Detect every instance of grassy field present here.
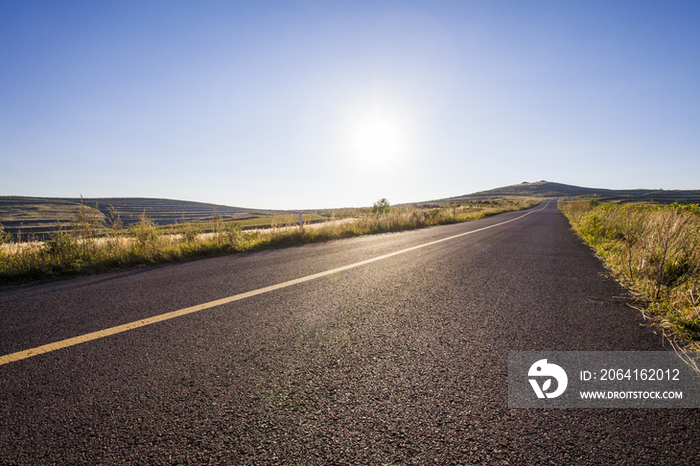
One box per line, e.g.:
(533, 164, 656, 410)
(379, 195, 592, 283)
(0, 198, 540, 284)
(221, 214, 327, 229)
(558, 199, 700, 350)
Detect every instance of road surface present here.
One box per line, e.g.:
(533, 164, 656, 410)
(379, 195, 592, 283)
(1, 201, 698, 465)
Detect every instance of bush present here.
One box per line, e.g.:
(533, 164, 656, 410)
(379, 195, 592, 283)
(372, 198, 391, 215)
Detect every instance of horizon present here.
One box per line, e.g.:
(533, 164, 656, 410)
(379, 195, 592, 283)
(2, 1, 699, 210)
(3, 179, 698, 211)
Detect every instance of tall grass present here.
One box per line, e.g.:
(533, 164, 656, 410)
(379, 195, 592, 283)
(559, 199, 700, 349)
(0, 198, 540, 284)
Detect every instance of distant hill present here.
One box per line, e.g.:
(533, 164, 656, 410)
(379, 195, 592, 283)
(432, 181, 700, 204)
(0, 197, 284, 240)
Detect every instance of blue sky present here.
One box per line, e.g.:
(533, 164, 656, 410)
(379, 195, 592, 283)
(1, 1, 698, 209)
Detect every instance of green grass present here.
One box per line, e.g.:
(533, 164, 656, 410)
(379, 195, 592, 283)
(229, 214, 328, 229)
(0, 198, 541, 285)
(558, 199, 700, 350)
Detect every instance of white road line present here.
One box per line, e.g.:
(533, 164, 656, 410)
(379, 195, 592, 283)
(0, 203, 548, 365)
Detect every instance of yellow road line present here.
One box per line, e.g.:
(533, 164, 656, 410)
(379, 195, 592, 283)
(0, 204, 546, 366)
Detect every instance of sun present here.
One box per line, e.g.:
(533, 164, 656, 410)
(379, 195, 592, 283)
(341, 106, 411, 170)
(352, 113, 403, 161)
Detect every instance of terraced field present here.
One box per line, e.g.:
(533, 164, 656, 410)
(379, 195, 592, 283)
(0, 197, 286, 240)
(77, 198, 281, 227)
(0, 197, 104, 240)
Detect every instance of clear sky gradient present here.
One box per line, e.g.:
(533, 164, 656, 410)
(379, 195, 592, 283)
(2, 1, 698, 209)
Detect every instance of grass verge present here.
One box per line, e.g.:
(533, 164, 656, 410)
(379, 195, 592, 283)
(0, 198, 541, 285)
(558, 199, 700, 351)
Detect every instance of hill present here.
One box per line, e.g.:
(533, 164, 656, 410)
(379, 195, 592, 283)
(432, 180, 700, 204)
(0, 197, 284, 240)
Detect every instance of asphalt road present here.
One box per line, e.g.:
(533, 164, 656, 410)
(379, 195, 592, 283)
(1, 201, 698, 465)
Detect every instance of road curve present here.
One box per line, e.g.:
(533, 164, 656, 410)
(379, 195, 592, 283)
(1, 201, 698, 465)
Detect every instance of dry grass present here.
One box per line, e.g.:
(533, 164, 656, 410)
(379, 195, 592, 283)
(0, 198, 540, 284)
(559, 199, 700, 349)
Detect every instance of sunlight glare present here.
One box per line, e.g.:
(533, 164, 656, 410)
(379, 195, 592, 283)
(341, 106, 411, 171)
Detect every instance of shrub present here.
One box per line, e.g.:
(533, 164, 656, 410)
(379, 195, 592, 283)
(372, 198, 391, 215)
(130, 212, 160, 255)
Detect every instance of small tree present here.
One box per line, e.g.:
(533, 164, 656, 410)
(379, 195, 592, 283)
(372, 198, 391, 215)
